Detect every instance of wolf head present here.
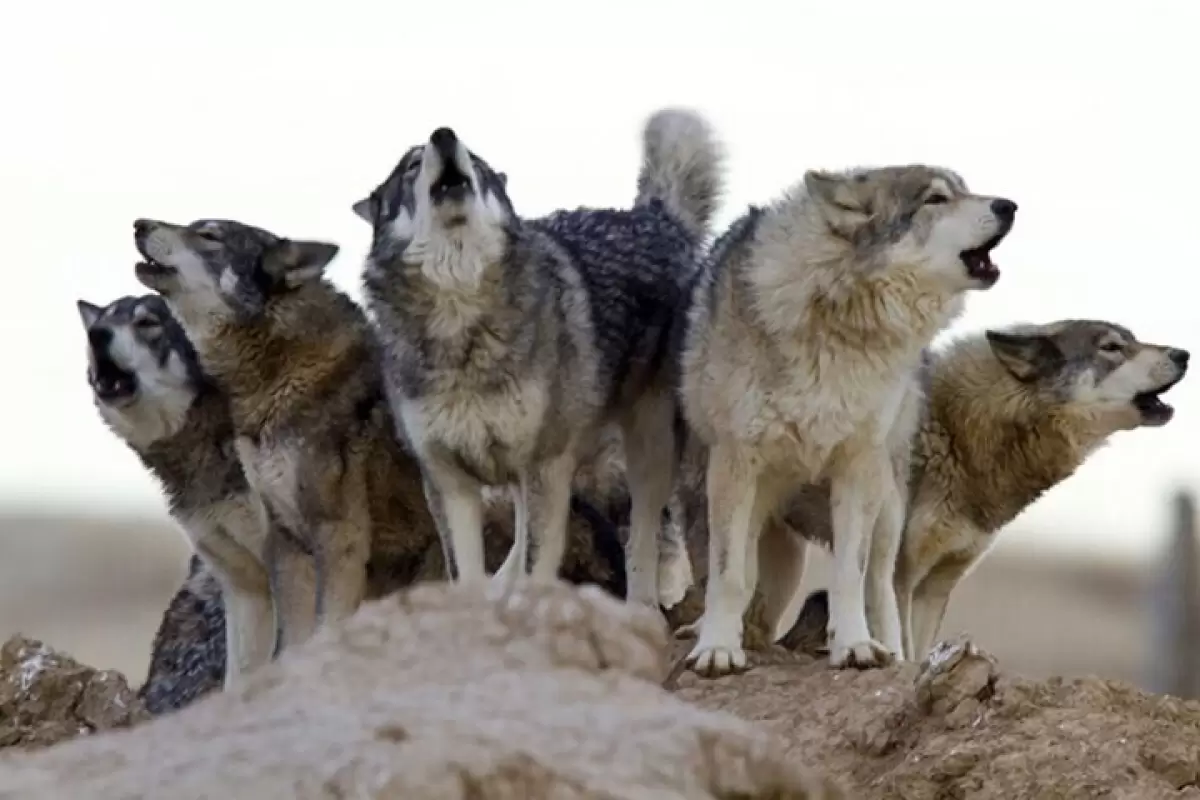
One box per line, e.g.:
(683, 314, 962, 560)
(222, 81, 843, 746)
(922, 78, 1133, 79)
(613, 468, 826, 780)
(986, 320, 1189, 429)
(353, 127, 514, 287)
(77, 293, 206, 449)
(802, 165, 1016, 290)
(132, 217, 340, 338)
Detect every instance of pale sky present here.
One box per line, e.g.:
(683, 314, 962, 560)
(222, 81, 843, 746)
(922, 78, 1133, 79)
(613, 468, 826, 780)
(3, 1, 1197, 559)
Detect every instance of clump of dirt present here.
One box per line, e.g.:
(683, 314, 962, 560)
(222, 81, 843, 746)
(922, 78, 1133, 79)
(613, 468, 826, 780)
(0, 635, 147, 750)
(674, 635, 1200, 799)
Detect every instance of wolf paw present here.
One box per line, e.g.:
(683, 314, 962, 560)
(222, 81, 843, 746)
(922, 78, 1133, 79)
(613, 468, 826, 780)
(829, 638, 894, 669)
(687, 642, 748, 677)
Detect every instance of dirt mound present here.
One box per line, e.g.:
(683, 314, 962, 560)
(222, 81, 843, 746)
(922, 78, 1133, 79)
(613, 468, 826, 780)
(0, 636, 147, 750)
(5, 585, 1200, 798)
(674, 636, 1200, 798)
(0, 581, 840, 799)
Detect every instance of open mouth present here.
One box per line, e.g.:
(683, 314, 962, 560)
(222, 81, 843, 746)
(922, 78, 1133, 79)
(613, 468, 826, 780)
(959, 231, 1007, 288)
(1133, 374, 1185, 426)
(135, 258, 176, 287)
(429, 160, 473, 205)
(92, 372, 138, 406)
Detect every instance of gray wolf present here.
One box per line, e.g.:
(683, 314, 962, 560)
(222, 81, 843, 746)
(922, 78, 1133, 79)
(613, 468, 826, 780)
(679, 165, 1016, 674)
(353, 108, 723, 607)
(77, 293, 276, 687)
(142, 498, 630, 714)
(132, 217, 441, 641)
(670, 318, 1189, 664)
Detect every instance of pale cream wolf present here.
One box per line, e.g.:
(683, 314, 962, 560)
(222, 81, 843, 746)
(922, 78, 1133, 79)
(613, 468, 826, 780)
(669, 319, 1189, 665)
(679, 165, 1016, 674)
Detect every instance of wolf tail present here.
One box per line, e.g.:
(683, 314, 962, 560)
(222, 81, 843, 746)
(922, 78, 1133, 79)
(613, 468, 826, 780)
(635, 108, 725, 242)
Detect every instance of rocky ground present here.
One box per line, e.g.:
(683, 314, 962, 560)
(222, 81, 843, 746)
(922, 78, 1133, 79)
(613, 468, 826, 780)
(1, 582, 1199, 798)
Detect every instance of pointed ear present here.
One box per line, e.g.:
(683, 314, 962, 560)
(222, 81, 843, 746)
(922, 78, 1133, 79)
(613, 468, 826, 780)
(263, 239, 340, 289)
(77, 299, 102, 329)
(986, 330, 1063, 381)
(495, 171, 508, 189)
(351, 196, 375, 224)
(804, 170, 864, 212)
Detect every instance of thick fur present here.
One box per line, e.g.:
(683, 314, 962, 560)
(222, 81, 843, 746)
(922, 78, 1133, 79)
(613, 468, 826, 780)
(679, 165, 1015, 674)
(142, 497, 629, 714)
(355, 108, 723, 606)
(132, 217, 439, 646)
(78, 293, 275, 687)
(668, 319, 1189, 664)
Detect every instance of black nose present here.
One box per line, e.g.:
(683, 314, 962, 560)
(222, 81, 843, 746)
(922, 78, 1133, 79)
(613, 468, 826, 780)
(990, 198, 1018, 221)
(87, 327, 112, 349)
(1169, 348, 1190, 368)
(133, 219, 153, 235)
(429, 127, 458, 157)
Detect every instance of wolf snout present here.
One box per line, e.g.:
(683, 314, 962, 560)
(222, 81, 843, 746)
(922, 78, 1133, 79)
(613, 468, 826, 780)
(990, 198, 1017, 224)
(430, 127, 459, 159)
(1169, 348, 1190, 369)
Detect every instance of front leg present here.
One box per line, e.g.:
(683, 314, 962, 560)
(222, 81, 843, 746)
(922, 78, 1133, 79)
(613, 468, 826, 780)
(864, 470, 906, 658)
(492, 482, 529, 588)
(527, 451, 577, 582)
(686, 444, 777, 678)
(313, 516, 371, 625)
(828, 453, 893, 669)
(265, 527, 318, 655)
(911, 557, 972, 660)
(421, 459, 486, 584)
(193, 533, 274, 687)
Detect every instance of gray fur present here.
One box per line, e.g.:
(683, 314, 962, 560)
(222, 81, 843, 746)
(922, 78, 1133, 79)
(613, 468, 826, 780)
(79, 293, 278, 688)
(355, 109, 724, 604)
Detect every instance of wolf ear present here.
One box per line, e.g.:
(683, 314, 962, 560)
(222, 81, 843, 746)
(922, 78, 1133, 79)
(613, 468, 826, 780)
(804, 170, 869, 235)
(495, 171, 508, 189)
(986, 330, 1063, 382)
(804, 170, 864, 211)
(263, 239, 340, 289)
(77, 299, 102, 329)
(351, 196, 376, 224)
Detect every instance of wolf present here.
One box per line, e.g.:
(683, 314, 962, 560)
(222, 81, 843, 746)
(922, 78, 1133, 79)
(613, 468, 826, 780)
(669, 318, 1189, 664)
(77, 293, 276, 686)
(132, 217, 441, 640)
(679, 164, 1016, 674)
(353, 108, 723, 607)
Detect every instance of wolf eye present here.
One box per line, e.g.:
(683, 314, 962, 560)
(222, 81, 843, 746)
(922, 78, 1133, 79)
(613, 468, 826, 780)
(195, 230, 221, 242)
(1100, 341, 1124, 353)
(134, 317, 161, 334)
(924, 193, 950, 205)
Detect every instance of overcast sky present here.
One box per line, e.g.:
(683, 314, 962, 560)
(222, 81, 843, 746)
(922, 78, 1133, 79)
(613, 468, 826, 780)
(3, 1, 1197, 559)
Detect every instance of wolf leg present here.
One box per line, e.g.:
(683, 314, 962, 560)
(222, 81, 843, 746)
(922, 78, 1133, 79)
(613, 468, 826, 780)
(527, 451, 578, 582)
(911, 558, 970, 659)
(658, 496, 694, 610)
(313, 518, 371, 624)
(194, 534, 274, 687)
(828, 449, 894, 669)
(422, 461, 486, 584)
(757, 518, 809, 642)
(621, 391, 677, 608)
(864, 471, 906, 658)
(492, 482, 528, 588)
(687, 444, 778, 677)
(265, 525, 318, 655)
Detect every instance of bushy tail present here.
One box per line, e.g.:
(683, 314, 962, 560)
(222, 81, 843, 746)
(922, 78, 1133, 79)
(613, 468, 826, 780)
(635, 108, 725, 242)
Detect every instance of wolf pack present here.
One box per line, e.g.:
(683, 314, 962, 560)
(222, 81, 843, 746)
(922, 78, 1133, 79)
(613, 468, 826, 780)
(76, 107, 1189, 711)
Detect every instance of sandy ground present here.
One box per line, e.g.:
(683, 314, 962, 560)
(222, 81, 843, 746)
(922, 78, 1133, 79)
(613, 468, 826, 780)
(0, 511, 1160, 688)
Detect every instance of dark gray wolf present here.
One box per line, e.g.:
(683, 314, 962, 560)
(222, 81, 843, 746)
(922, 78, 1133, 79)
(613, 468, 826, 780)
(353, 108, 723, 608)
